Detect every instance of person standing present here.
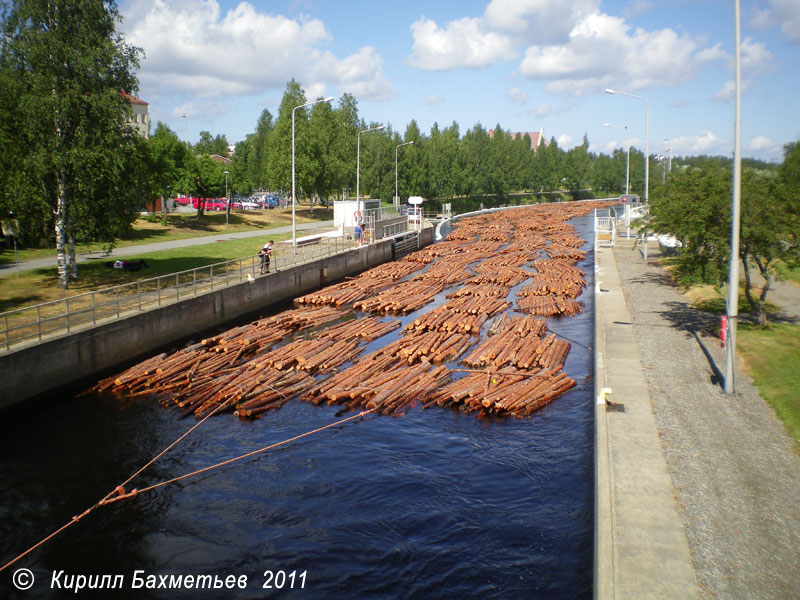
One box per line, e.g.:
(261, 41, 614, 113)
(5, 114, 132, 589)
(259, 240, 273, 274)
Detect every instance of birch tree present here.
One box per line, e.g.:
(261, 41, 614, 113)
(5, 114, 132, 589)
(0, 0, 141, 288)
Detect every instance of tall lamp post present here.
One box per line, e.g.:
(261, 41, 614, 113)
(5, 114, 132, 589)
(356, 125, 385, 215)
(725, 0, 743, 394)
(224, 170, 230, 226)
(292, 96, 333, 255)
(605, 88, 649, 204)
(603, 122, 630, 194)
(395, 140, 414, 206)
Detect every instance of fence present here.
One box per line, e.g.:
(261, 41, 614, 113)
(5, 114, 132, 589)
(595, 209, 616, 248)
(1, 236, 350, 352)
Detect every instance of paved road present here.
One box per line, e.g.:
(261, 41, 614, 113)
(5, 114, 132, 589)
(0, 221, 335, 274)
(613, 239, 800, 599)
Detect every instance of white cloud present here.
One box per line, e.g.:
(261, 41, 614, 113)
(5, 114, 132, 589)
(484, 0, 600, 44)
(507, 87, 529, 103)
(120, 0, 393, 101)
(668, 132, 726, 156)
(518, 12, 724, 96)
(710, 38, 770, 102)
(425, 95, 445, 106)
(744, 136, 784, 162)
(408, 16, 515, 70)
(535, 102, 552, 117)
(751, 0, 800, 44)
(557, 134, 573, 148)
(671, 98, 693, 108)
(747, 136, 777, 152)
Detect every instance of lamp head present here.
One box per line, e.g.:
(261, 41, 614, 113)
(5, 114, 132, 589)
(603, 122, 611, 127)
(604, 88, 616, 94)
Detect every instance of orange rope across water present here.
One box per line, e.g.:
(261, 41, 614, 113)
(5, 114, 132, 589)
(0, 408, 375, 573)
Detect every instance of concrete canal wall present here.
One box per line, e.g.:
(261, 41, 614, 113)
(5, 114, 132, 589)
(0, 228, 434, 411)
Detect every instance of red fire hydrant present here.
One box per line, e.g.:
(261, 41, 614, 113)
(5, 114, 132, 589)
(720, 315, 728, 348)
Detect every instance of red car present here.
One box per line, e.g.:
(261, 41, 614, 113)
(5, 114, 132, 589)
(192, 198, 228, 211)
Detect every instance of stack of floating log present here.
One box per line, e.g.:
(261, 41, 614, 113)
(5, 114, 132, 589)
(412, 259, 475, 285)
(90, 200, 617, 421)
(517, 260, 586, 299)
(266, 306, 345, 331)
(317, 316, 400, 341)
(447, 283, 510, 299)
(251, 338, 362, 372)
(424, 368, 575, 417)
(462, 331, 570, 371)
(445, 295, 510, 317)
(393, 330, 474, 364)
(303, 353, 450, 416)
(404, 307, 487, 335)
(487, 314, 547, 337)
(468, 265, 531, 287)
(517, 295, 582, 317)
(295, 261, 424, 307)
(353, 280, 445, 314)
(544, 243, 586, 261)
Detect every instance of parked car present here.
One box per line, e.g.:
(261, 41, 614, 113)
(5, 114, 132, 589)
(240, 201, 260, 210)
(192, 198, 227, 211)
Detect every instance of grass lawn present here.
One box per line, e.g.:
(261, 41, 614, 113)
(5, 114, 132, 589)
(0, 206, 332, 265)
(0, 233, 297, 313)
(684, 282, 800, 447)
(737, 322, 800, 446)
(775, 261, 800, 286)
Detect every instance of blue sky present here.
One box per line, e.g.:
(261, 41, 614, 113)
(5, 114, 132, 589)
(119, 0, 800, 162)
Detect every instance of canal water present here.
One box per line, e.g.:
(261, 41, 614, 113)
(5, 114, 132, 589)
(0, 214, 596, 600)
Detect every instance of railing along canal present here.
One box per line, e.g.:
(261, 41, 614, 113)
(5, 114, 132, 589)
(1, 236, 349, 352)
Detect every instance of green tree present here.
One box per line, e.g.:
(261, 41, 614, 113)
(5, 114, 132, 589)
(650, 157, 799, 325)
(147, 122, 189, 215)
(0, 0, 142, 288)
(176, 154, 226, 217)
(265, 79, 306, 196)
(194, 131, 229, 156)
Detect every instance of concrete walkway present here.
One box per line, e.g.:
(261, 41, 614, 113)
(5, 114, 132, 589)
(606, 239, 800, 599)
(0, 220, 335, 274)
(594, 244, 700, 599)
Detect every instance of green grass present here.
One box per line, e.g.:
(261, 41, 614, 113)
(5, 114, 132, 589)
(0, 234, 295, 313)
(0, 207, 333, 265)
(737, 322, 800, 446)
(686, 282, 780, 316)
(775, 261, 800, 286)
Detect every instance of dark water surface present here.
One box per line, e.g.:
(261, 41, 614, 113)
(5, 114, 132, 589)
(1, 215, 596, 600)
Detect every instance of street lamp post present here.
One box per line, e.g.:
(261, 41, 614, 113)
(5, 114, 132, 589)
(605, 88, 649, 204)
(224, 170, 230, 226)
(356, 125, 385, 216)
(603, 122, 630, 194)
(292, 96, 334, 255)
(395, 140, 414, 206)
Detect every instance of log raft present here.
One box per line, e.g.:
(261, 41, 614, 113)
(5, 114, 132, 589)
(88, 201, 613, 420)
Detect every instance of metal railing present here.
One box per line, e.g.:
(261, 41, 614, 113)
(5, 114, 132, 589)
(381, 221, 409, 238)
(595, 209, 616, 248)
(365, 204, 406, 222)
(1, 236, 350, 352)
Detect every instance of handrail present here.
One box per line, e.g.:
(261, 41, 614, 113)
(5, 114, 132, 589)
(0, 236, 347, 352)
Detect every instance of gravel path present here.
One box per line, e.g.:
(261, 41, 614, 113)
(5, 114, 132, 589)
(613, 240, 800, 599)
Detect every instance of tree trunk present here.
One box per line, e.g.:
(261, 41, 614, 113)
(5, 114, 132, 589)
(68, 231, 78, 281)
(55, 174, 69, 290)
(755, 257, 773, 327)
